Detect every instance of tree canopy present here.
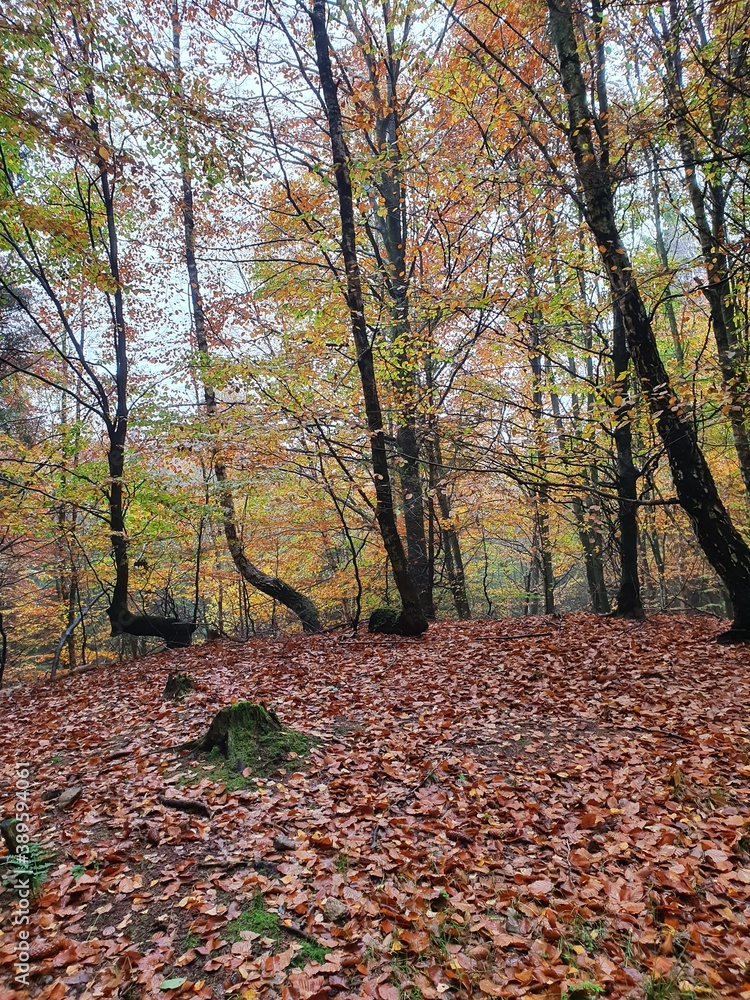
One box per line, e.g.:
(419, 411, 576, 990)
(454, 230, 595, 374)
(2, 0, 750, 674)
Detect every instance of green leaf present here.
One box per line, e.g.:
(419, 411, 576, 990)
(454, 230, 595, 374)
(159, 979, 187, 991)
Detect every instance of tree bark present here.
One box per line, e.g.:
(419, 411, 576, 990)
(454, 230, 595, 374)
(426, 429, 471, 619)
(611, 303, 644, 618)
(71, 20, 131, 633)
(572, 495, 610, 612)
(309, 0, 427, 636)
(529, 324, 554, 613)
(171, 3, 321, 633)
(547, 0, 750, 636)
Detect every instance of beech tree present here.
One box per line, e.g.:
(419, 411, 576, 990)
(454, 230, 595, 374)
(309, 0, 428, 635)
(168, 1, 321, 633)
(544, 0, 750, 638)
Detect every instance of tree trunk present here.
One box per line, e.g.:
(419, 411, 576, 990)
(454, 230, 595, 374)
(529, 326, 554, 613)
(536, 488, 555, 614)
(0, 611, 6, 688)
(397, 420, 434, 618)
(171, 3, 320, 634)
(551, 358, 610, 614)
(71, 21, 132, 634)
(611, 303, 644, 618)
(425, 427, 471, 618)
(547, 0, 750, 637)
(309, 0, 427, 636)
(653, 4, 750, 499)
(572, 495, 610, 612)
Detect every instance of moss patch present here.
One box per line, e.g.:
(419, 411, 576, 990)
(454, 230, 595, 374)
(291, 940, 330, 968)
(226, 893, 281, 942)
(178, 701, 314, 789)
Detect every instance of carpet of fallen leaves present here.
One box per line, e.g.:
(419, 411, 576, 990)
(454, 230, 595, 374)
(1, 613, 749, 1000)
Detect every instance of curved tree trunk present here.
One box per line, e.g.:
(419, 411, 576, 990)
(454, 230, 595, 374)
(547, 0, 750, 637)
(171, 3, 321, 634)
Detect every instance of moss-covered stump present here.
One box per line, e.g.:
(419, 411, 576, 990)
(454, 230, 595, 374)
(368, 608, 402, 634)
(181, 701, 310, 778)
(163, 672, 194, 700)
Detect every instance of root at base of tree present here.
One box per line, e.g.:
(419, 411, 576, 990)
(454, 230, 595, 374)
(368, 607, 428, 636)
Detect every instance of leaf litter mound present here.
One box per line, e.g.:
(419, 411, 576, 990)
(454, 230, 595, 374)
(0, 613, 749, 1000)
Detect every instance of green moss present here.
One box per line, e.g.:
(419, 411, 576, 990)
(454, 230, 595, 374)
(226, 893, 280, 941)
(368, 607, 401, 634)
(182, 702, 314, 790)
(291, 940, 330, 967)
(233, 724, 312, 777)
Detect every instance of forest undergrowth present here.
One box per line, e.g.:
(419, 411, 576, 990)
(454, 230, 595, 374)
(0, 614, 748, 1000)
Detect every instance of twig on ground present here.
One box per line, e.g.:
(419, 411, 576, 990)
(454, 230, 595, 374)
(494, 631, 554, 641)
(158, 794, 211, 817)
(614, 723, 692, 743)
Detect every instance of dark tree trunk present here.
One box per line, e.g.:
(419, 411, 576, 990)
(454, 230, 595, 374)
(653, 4, 750, 499)
(171, 4, 321, 634)
(529, 328, 554, 613)
(611, 304, 644, 618)
(356, 18, 434, 620)
(0, 611, 6, 688)
(536, 488, 555, 614)
(424, 426, 471, 618)
(548, 0, 750, 637)
(310, 0, 427, 636)
(397, 421, 434, 618)
(572, 496, 610, 613)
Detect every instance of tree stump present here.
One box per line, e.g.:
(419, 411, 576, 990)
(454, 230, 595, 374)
(179, 702, 307, 776)
(163, 672, 194, 700)
(368, 608, 402, 634)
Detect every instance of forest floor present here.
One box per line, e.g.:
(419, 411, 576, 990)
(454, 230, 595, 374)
(0, 613, 749, 1000)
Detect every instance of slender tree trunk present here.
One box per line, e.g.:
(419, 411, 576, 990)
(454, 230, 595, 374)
(529, 324, 554, 613)
(426, 428, 471, 618)
(547, 0, 750, 637)
(356, 18, 434, 619)
(0, 612, 6, 688)
(645, 148, 684, 365)
(611, 303, 644, 618)
(70, 18, 131, 630)
(310, 0, 427, 635)
(653, 4, 750, 499)
(536, 490, 555, 614)
(572, 495, 610, 612)
(555, 341, 610, 613)
(171, 3, 320, 633)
